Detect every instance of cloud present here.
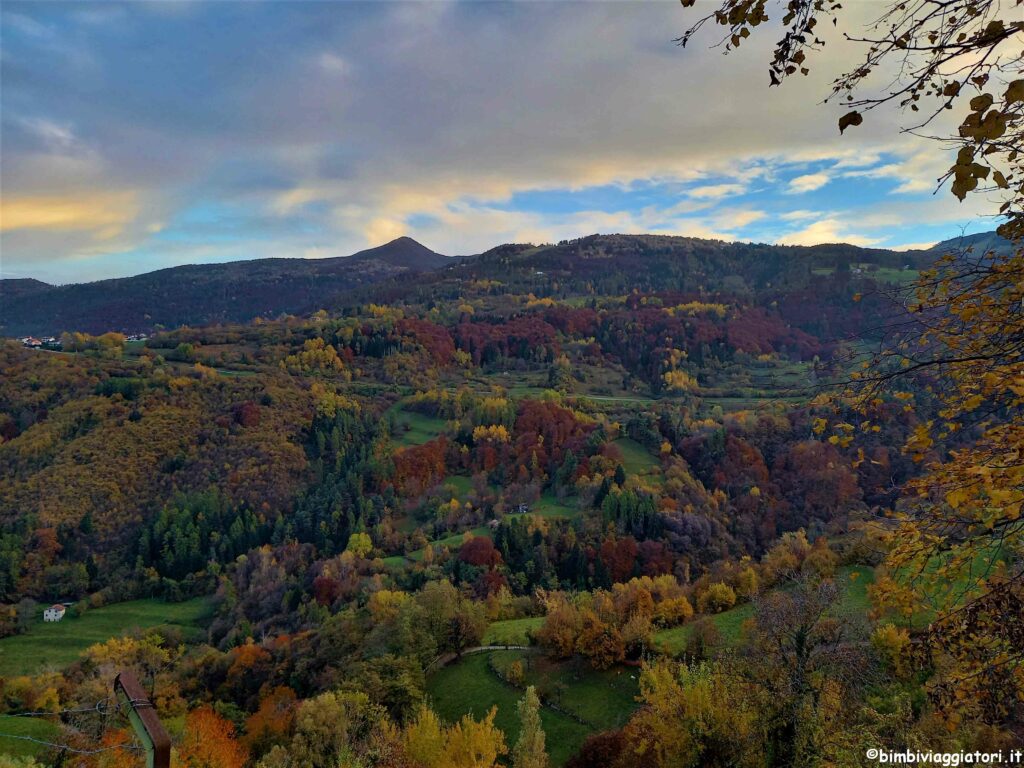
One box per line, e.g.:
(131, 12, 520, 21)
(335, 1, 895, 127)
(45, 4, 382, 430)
(1, 192, 139, 235)
(713, 208, 766, 228)
(780, 209, 821, 221)
(777, 217, 880, 247)
(17, 117, 79, 152)
(787, 173, 831, 193)
(686, 183, 746, 200)
(889, 241, 937, 251)
(841, 149, 945, 195)
(0, 1, 1005, 280)
(318, 52, 351, 77)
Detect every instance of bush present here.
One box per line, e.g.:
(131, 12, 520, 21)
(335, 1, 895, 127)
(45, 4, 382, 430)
(696, 582, 736, 614)
(871, 623, 911, 679)
(654, 596, 693, 627)
(507, 659, 524, 687)
(802, 538, 839, 578)
(686, 617, 722, 660)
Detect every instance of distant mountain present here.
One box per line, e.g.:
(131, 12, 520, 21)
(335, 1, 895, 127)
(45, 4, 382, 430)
(928, 230, 1015, 256)
(2, 230, 1004, 338)
(349, 236, 450, 270)
(364, 233, 940, 311)
(0, 238, 448, 337)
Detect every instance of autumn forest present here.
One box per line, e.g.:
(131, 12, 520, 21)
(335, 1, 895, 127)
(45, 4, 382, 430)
(1, 0, 1022, 766)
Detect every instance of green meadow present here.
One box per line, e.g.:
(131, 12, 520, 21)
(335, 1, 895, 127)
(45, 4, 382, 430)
(427, 650, 638, 767)
(0, 597, 213, 678)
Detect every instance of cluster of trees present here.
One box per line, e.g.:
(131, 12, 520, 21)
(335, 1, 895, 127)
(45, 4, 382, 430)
(139, 490, 269, 582)
(536, 575, 693, 667)
(453, 316, 561, 367)
(567, 574, 1009, 768)
(59, 331, 127, 359)
(0, 322, 916, 622)
(60, 684, 548, 768)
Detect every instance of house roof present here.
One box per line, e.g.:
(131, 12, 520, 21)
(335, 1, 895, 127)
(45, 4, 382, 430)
(49, 604, 65, 610)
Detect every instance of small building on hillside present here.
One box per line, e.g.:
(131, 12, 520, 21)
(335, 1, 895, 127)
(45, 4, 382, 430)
(43, 604, 66, 622)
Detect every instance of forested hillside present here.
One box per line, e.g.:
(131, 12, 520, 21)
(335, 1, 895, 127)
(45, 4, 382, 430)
(1, 228, 1019, 766)
(2, 233, 934, 338)
(0, 237, 449, 337)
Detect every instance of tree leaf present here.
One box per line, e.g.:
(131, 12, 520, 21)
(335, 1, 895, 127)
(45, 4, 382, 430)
(838, 110, 862, 134)
(1004, 79, 1024, 105)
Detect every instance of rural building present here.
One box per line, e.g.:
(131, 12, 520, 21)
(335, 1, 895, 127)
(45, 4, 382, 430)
(43, 604, 66, 622)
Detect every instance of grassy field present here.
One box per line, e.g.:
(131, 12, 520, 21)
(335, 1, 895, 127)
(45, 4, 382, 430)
(0, 597, 214, 677)
(811, 264, 918, 284)
(0, 716, 61, 759)
(655, 566, 875, 654)
(407, 526, 493, 562)
(612, 438, 659, 476)
(654, 602, 755, 654)
(533, 492, 580, 519)
(482, 616, 544, 646)
(839, 565, 875, 614)
(690, 355, 817, 412)
(873, 267, 919, 284)
(440, 474, 474, 499)
(491, 651, 639, 732)
(612, 437, 663, 487)
(426, 651, 597, 766)
(702, 393, 808, 413)
(392, 409, 448, 447)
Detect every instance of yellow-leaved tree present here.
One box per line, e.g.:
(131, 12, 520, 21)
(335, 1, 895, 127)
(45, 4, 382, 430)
(678, 0, 1023, 727)
(850, 242, 1024, 723)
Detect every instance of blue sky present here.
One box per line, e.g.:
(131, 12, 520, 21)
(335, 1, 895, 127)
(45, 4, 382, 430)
(0, 1, 1005, 282)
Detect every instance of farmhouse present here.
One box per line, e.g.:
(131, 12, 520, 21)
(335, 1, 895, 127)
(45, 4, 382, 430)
(43, 604, 66, 622)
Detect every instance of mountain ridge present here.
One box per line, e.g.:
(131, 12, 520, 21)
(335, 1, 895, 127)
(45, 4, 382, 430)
(0, 230, 1008, 337)
(0, 237, 448, 336)
(928, 230, 1015, 256)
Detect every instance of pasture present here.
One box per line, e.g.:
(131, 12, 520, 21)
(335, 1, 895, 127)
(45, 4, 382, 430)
(0, 597, 213, 678)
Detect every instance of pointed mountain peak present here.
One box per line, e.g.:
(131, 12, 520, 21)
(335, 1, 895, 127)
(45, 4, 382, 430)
(349, 237, 449, 270)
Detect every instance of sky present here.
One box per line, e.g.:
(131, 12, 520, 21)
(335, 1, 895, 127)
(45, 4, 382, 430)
(0, 1, 1008, 284)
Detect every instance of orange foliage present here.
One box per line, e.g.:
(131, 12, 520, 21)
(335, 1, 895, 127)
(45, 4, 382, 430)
(391, 437, 448, 494)
(178, 706, 249, 768)
(244, 685, 298, 751)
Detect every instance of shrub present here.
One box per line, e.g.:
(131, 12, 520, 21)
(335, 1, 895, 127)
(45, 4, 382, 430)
(696, 582, 736, 614)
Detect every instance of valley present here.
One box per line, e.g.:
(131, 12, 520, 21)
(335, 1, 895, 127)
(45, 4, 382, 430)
(0, 232, 1018, 766)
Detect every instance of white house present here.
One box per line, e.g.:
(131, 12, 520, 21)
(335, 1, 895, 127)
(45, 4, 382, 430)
(43, 605, 66, 622)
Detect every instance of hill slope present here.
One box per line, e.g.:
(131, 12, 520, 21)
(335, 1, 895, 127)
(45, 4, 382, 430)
(3, 230, 1001, 337)
(348, 235, 451, 270)
(0, 279, 53, 301)
(0, 238, 448, 336)
(929, 230, 1015, 256)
